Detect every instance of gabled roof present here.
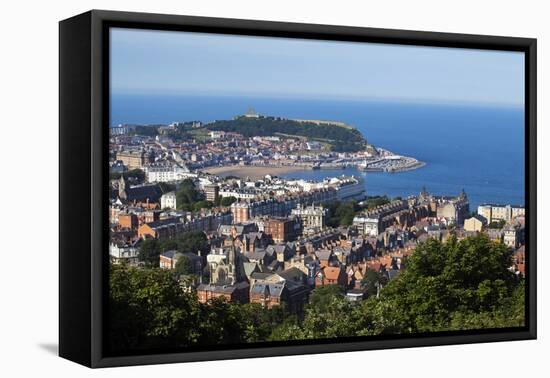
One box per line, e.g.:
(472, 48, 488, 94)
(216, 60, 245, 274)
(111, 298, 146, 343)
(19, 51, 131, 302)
(160, 250, 201, 261)
(278, 267, 306, 283)
(322, 266, 344, 281)
(145, 216, 183, 229)
(250, 282, 285, 298)
(266, 244, 288, 255)
(160, 250, 178, 259)
(315, 249, 332, 261)
(125, 184, 163, 202)
(197, 281, 249, 294)
(243, 262, 261, 278)
(250, 272, 274, 280)
(247, 249, 267, 261)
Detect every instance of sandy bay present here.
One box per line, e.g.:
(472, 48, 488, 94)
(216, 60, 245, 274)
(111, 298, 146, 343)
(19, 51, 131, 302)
(202, 165, 308, 180)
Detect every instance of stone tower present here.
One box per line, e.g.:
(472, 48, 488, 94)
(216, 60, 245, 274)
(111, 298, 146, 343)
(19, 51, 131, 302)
(118, 175, 129, 200)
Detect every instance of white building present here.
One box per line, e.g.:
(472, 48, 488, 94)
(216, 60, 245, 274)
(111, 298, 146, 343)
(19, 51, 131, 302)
(243, 107, 260, 118)
(146, 165, 195, 183)
(353, 216, 380, 236)
(110, 125, 129, 135)
(109, 242, 139, 265)
(286, 176, 365, 200)
(161, 191, 177, 209)
(331, 176, 365, 200)
(210, 131, 226, 139)
(219, 188, 258, 200)
(306, 141, 322, 150)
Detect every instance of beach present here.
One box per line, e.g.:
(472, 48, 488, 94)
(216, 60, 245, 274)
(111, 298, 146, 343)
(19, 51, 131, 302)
(202, 165, 307, 180)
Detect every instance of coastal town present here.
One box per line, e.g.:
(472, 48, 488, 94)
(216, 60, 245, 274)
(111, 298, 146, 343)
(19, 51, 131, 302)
(108, 110, 527, 316)
(110, 108, 424, 175)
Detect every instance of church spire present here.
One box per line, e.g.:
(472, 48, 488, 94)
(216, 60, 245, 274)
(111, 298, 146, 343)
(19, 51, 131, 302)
(118, 174, 128, 200)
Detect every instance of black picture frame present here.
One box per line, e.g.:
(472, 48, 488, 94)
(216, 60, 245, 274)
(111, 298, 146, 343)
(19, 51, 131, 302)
(59, 9, 537, 368)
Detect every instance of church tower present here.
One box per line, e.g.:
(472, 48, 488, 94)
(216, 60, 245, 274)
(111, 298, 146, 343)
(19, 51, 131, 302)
(227, 240, 237, 285)
(118, 175, 129, 200)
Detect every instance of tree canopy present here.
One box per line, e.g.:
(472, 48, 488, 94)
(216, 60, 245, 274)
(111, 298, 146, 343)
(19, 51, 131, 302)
(137, 238, 162, 267)
(206, 116, 367, 152)
(360, 234, 522, 333)
(108, 265, 200, 353)
(176, 179, 201, 211)
(174, 255, 193, 276)
(218, 196, 237, 207)
(324, 200, 360, 227)
(137, 231, 208, 267)
(109, 168, 145, 183)
(108, 266, 287, 353)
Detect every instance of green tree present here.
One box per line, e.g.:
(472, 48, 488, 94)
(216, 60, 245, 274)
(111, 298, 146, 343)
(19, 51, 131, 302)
(324, 200, 360, 227)
(269, 316, 306, 341)
(308, 285, 344, 313)
(176, 231, 208, 255)
(108, 265, 200, 353)
(174, 255, 193, 276)
(363, 195, 391, 210)
(488, 219, 506, 229)
(206, 116, 367, 152)
(109, 168, 145, 183)
(361, 269, 388, 297)
(138, 238, 161, 267)
(300, 294, 370, 339)
(129, 125, 159, 137)
(362, 234, 522, 333)
(192, 200, 213, 212)
(176, 179, 201, 211)
(220, 196, 238, 207)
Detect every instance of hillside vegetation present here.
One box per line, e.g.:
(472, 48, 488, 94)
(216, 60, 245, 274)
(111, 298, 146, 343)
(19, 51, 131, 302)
(206, 116, 368, 152)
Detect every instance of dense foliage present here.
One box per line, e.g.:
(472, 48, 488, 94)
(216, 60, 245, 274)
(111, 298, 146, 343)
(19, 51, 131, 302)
(109, 168, 145, 183)
(488, 219, 507, 229)
(365, 234, 524, 333)
(137, 231, 209, 267)
(206, 116, 367, 152)
(111, 234, 525, 353)
(216, 196, 238, 207)
(324, 200, 361, 227)
(108, 266, 287, 353)
(174, 255, 193, 276)
(129, 125, 159, 137)
(323, 197, 394, 228)
(363, 195, 391, 210)
(176, 179, 202, 211)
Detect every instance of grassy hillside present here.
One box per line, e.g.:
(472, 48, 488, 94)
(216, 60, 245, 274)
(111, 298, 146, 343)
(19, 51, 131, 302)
(206, 116, 367, 152)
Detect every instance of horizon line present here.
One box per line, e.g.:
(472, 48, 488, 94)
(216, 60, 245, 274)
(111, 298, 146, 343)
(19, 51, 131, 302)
(110, 89, 525, 111)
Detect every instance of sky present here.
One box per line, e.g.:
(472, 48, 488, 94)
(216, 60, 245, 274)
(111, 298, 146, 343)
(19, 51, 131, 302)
(110, 27, 525, 107)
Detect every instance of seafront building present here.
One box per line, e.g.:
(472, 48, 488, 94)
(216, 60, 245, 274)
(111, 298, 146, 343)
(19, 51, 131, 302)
(230, 188, 337, 223)
(146, 165, 195, 183)
(477, 204, 525, 223)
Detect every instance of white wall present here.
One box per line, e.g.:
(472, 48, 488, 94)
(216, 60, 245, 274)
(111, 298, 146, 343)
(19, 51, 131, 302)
(0, 0, 546, 376)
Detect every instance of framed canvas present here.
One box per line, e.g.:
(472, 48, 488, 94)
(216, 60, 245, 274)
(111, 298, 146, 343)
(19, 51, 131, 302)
(59, 10, 537, 368)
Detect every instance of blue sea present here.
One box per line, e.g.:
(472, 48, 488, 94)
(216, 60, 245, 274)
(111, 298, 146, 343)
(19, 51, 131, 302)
(111, 94, 525, 209)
